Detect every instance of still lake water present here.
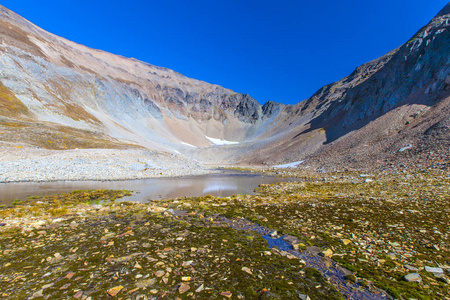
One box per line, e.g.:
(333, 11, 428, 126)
(0, 170, 296, 205)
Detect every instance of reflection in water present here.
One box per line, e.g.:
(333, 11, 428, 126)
(0, 170, 295, 205)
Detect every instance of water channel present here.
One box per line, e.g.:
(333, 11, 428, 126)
(0, 169, 295, 205)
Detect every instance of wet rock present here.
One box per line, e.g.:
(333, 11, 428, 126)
(404, 273, 422, 283)
(282, 235, 300, 245)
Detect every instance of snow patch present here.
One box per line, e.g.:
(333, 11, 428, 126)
(272, 160, 304, 168)
(205, 136, 239, 145)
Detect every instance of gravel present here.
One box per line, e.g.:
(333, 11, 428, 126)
(0, 146, 212, 182)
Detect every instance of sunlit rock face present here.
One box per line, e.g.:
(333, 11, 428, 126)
(0, 3, 449, 168)
(0, 5, 283, 153)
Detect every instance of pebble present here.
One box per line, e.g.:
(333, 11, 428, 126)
(425, 266, 444, 274)
(404, 273, 422, 283)
(221, 291, 232, 298)
(178, 283, 190, 294)
(320, 249, 333, 257)
(298, 293, 311, 300)
(404, 264, 419, 272)
(107, 286, 123, 297)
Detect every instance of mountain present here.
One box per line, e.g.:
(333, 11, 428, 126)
(0, 5, 281, 153)
(1, 3, 449, 172)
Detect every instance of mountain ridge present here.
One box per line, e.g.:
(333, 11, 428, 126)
(1, 3, 449, 173)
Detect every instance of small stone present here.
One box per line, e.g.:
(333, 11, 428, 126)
(270, 231, 277, 238)
(341, 239, 352, 245)
(178, 283, 190, 294)
(241, 267, 253, 275)
(73, 291, 83, 299)
(404, 273, 422, 283)
(195, 284, 204, 293)
(404, 264, 419, 272)
(136, 278, 156, 289)
(320, 249, 333, 257)
(298, 293, 311, 300)
(221, 291, 232, 298)
(435, 275, 449, 284)
(134, 262, 142, 269)
(182, 276, 191, 281)
(108, 286, 124, 297)
(425, 266, 444, 274)
(154, 270, 165, 277)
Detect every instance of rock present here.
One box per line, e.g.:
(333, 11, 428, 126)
(242, 267, 253, 275)
(341, 239, 352, 245)
(404, 273, 422, 283)
(195, 284, 204, 293)
(130, 164, 147, 171)
(364, 178, 373, 183)
(298, 293, 311, 300)
(136, 278, 156, 289)
(282, 235, 300, 245)
(134, 262, 142, 269)
(221, 291, 232, 298)
(178, 283, 190, 294)
(435, 274, 449, 284)
(320, 249, 333, 257)
(107, 286, 123, 297)
(270, 231, 277, 238)
(425, 266, 444, 274)
(154, 270, 165, 277)
(181, 276, 191, 281)
(404, 264, 419, 272)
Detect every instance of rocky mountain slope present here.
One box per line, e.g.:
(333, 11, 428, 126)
(0, 4, 280, 153)
(235, 3, 450, 170)
(1, 3, 449, 174)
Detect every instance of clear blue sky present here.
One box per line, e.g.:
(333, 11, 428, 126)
(1, 0, 448, 105)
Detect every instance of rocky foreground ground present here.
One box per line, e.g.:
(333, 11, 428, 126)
(0, 169, 449, 299)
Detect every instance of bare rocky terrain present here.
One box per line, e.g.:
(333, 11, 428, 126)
(0, 4, 450, 300)
(0, 4, 449, 181)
